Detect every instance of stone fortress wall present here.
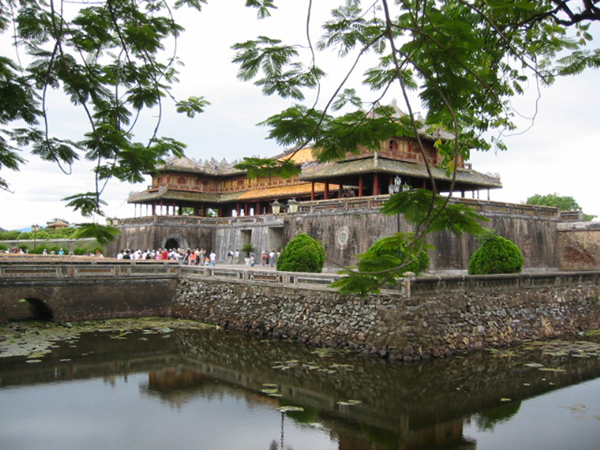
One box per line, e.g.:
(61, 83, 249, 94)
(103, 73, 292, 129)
(108, 197, 599, 272)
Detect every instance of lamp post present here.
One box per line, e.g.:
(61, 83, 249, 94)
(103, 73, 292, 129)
(287, 198, 299, 214)
(271, 199, 281, 215)
(388, 175, 403, 195)
(32, 224, 39, 253)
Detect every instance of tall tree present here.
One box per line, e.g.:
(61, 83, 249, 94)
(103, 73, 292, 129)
(235, 0, 599, 292)
(526, 193, 595, 220)
(0, 0, 208, 241)
(526, 193, 581, 211)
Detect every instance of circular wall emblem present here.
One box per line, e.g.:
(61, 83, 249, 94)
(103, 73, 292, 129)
(336, 227, 350, 248)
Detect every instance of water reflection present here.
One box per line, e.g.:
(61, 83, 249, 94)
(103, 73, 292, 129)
(1, 325, 599, 450)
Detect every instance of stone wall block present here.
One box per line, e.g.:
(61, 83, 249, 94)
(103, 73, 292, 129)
(172, 277, 600, 360)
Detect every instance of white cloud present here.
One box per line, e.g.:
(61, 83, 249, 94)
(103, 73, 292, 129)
(471, 68, 600, 217)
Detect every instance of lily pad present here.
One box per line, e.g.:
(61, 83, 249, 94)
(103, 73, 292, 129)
(261, 388, 279, 395)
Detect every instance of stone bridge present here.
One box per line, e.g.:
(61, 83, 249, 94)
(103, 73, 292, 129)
(0, 258, 344, 324)
(0, 259, 181, 323)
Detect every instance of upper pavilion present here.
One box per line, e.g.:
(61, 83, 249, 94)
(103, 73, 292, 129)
(127, 132, 501, 218)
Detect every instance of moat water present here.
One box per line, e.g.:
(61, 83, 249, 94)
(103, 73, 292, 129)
(1, 321, 599, 450)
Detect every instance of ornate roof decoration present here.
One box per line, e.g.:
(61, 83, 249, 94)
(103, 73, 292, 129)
(155, 156, 243, 176)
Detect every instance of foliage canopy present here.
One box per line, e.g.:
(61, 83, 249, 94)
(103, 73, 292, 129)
(526, 193, 581, 211)
(1, 0, 208, 233)
(331, 232, 430, 296)
(525, 193, 596, 221)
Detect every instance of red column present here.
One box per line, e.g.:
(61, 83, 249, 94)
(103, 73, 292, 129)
(324, 182, 329, 199)
(311, 182, 315, 201)
(358, 176, 364, 197)
(373, 173, 379, 195)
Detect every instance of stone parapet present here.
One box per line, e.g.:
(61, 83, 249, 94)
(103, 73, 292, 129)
(173, 272, 600, 361)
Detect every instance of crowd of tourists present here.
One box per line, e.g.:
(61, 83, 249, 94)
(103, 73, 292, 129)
(116, 248, 216, 265)
(115, 248, 279, 267)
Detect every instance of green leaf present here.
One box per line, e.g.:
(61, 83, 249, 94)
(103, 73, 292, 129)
(73, 223, 120, 245)
(232, 36, 299, 82)
(63, 192, 106, 218)
(176, 96, 210, 117)
(234, 157, 300, 179)
(244, 0, 277, 18)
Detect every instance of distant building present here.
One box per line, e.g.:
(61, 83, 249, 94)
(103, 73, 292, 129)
(46, 219, 70, 230)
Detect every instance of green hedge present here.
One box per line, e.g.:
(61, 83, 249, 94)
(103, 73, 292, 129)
(468, 235, 523, 275)
(276, 233, 326, 273)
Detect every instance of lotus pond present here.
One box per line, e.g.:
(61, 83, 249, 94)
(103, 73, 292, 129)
(1, 318, 599, 450)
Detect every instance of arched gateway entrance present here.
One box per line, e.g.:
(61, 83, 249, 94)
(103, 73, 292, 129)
(161, 234, 189, 251)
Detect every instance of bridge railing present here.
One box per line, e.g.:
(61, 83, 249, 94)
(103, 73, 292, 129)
(179, 266, 348, 290)
(0, 259, 181, 279)
(0, 259, 350, 290)
(1, 258, 598, 297)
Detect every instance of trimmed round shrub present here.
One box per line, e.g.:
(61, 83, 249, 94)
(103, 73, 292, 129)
(366, 237, 429, 275)
(468, 235, 523, 275)
(276, 233, 326, 273)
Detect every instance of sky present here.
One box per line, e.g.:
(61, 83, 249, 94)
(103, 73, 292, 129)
(1, 1, 599, 231)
